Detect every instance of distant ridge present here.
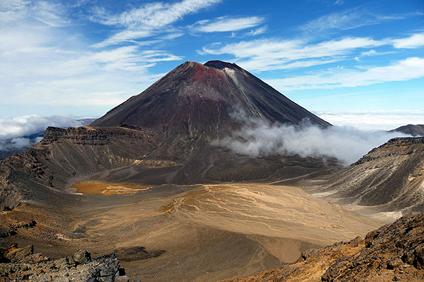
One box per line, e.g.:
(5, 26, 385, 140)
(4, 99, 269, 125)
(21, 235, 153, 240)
(391, 124, 424, 137)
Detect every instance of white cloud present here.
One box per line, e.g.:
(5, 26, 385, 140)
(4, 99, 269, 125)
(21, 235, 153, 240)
(201, 37, 383, 71)
(0, 116, 83, 140)
(191, 16, 264, 32)
(91, 30, 154, 48)
(91, 0, 222, 47)
(315, 110, 424, 130)
(0, 2, 183, 108)
(246, 26, 267, 36)
(392, 32, 424, 49)
(0, 115, 89, 151)
(299, 8, 406, 34)
(31, 1, 70, 27)
(361, 49, 377, 56)
(266, 57, 424, 91)
(213, 109, 409, 166)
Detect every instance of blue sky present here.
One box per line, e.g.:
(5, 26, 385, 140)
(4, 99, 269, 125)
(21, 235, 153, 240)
(0, 0, 423, 130)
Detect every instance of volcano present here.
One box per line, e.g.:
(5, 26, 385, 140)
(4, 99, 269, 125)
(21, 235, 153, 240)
(0, 60, 335, 210)
(92, 61, 329, 131)
(82, 61, 334, 184)
(0, 61, 422, 281)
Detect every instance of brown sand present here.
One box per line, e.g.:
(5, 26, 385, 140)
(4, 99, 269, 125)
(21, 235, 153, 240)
(72, 181, 151, 195)
(2, 183, 385, 281)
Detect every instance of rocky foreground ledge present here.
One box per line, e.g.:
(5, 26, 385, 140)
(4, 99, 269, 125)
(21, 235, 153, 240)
(0, 244, 130, 282)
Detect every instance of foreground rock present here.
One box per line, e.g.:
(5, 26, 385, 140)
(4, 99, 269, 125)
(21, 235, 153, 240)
(226, 211, 424, 281)
(0, 245, 129, 282)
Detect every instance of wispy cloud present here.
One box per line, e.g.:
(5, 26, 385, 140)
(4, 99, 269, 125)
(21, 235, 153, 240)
(201, 30, 424, 72)
(392, 32, 424, 49)
(299, 8, 407, 35)
(201, 37, 383, 71)
(0, 1, 183, 109)
(246, 26, 267, 36)
(190, 16, 264, 32)
(0, 0, 70, 27)
(266, 57, 424, 91)
(90, 0, 222, 47)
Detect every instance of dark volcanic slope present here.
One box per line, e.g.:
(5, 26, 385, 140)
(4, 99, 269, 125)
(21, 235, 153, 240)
(307, 137, 424, 212)
(91, 61, 329, 133)
(391, 124, 424, 137)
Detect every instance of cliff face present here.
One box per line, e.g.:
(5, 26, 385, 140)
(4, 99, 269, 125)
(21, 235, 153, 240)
(226, 211, 424, 282)
(308, 137, 424, 212)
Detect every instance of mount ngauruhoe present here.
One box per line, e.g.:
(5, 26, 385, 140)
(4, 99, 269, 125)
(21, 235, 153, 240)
(0, 60, 333, 210)
(0, 61, 423, 281)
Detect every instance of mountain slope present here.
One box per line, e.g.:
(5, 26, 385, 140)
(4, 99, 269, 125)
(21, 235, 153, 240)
(391, 124, 424, 137)
(91, 61, 329, 132)
(306, 137, 424, 212)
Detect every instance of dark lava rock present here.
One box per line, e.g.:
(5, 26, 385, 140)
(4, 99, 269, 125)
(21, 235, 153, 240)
(0, 247, 130, 282)
(73, 249, 91, 265)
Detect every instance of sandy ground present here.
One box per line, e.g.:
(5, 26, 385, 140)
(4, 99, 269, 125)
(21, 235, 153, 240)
(1, 182, 383, 281)
(72, 181, 152, 195)
(65, 183, 382, 281)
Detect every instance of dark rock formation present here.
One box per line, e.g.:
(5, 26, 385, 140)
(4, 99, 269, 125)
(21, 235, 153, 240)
(225, 212, 424, 281)
(0, 245, 129, 282)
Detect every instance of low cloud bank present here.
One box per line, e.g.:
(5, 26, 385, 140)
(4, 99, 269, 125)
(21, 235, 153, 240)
(0, 115, 85, 151)
(214, 110, 410, 166)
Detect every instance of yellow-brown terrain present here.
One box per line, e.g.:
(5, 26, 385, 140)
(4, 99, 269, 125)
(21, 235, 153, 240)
(1, 181, 382, 281)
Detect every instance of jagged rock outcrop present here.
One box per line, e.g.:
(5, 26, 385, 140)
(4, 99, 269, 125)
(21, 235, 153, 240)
(225, 212, 424, 281)
(307, 137, 424, 212)
(0, 244, 129, 282)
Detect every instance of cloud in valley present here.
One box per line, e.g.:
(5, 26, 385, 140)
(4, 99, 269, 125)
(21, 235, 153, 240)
(0, 115, 85, 151)
(213, 110, 410, 166)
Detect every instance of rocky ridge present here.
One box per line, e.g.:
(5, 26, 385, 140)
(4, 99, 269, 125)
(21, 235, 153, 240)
(226, 211, 424, 281)
(0, 244, 130, 282)
(391, 124, 424, 137)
